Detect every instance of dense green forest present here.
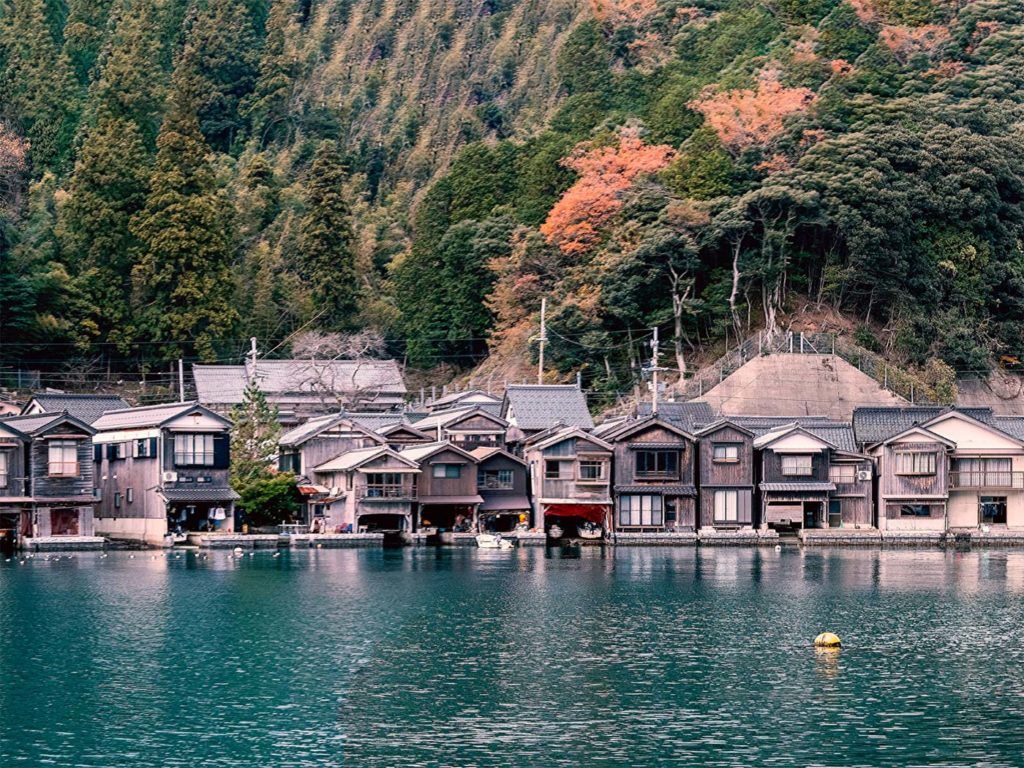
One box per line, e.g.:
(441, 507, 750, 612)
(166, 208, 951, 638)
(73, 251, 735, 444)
(2, 0, 1023, 396)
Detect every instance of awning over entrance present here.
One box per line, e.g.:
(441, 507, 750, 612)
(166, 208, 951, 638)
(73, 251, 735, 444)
(480, 495, 531, 511)
(419, 495, 484, 505)
(298, 484, 329, 496)
(544, 503, 609, 524)
(761, 482, 835, 492)
(160, 487, 241, 503)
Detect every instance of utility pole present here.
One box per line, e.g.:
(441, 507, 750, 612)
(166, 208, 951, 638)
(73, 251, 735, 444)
(537, 297, 547, 385)
(249, 336, 258, 367)
(649, 327, 667, 416)
(178, 359, 185, 403)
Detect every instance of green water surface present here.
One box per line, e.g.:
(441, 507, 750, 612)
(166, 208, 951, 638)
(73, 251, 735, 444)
(2, 546, 1023, 767)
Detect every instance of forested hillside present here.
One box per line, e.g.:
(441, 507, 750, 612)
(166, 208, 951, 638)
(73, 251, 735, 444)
(2, 0, 1023, 399)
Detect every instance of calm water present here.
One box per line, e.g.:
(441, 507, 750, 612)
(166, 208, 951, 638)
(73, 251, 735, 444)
(2, 546, 1024, 767)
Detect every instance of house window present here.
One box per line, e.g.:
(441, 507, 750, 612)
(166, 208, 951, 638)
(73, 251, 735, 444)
(365, 472, 406, 498)
(134, 438, 156, 458)
(635, 451, 679, 479)
(114, 492, 122, 509)
(714, 490, 739, 522)
(114, 442, 129, 460)
(48, 440, 79, 477)
(899, 504, 932, 517)
(478, 469, 514, 490)
(126, 488, 134, 504)
(174, 434, 214, 466)
(712, 444, 740, 463)
(955, 458, 1012, 487)
(618, 494, 663, 526)
(0, 451, 7, 488)
(578, 460, 606, 482)
(981, 496, 1008, 525)
(545, 460, 572, 480)
(431, 464, 461, 479)
(781, 455, 813, 476)
(894, 452, 936, 475)
(829, 465, 856, 484)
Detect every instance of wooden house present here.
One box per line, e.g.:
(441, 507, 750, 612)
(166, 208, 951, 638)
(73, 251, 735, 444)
(522, 425, 613, 535)
(469, 447, 531, 532)
(399, 442, 483, 532)
(424, 389, 501, 414)
(310, 446, 420, 532)
(695, 420, 756, 530)
(21, 393, 129, 424)
(604, 416, 698, 532)
(92, 402, 237, 546)
(752, 423, 872, 530)
(411, 407, 509, 449)
(0, 413, 99, 549)
(376, 422, 433, 448)
(501, 385, 593, 448)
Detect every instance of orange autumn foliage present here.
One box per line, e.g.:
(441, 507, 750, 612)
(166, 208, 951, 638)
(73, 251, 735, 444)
(0, 121, 27, 215)
(879, 23, 950, 60)
(589, 0, 659, 24)
(540, 132, 676, 254)
(689, 68, 817, 152)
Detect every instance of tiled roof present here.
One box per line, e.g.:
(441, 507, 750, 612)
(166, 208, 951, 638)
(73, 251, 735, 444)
(313, 446, 395, 472)
(346, 412, 410, 431)
(93, 401, 223, 430)
(427, 389, 501, 409)
(469, 446, 525, 465)
(398, 441, 476, 463)
(279, 414, 345, 446)
(501, 385, 593, 431)
(615, 484, 696, 495)
(994, 417, 1024, 442)
(761, 482, 836, 492)
(730, 416, 858, 453)
(26, 393, 129, 424)
(414, 406, 507, 431)
(194, 359, 406, 406)
(0, 413, 69, 435)
(160, 487, 240, 502)
(852, 407, 995, 445)
(636, 401, 715, 432)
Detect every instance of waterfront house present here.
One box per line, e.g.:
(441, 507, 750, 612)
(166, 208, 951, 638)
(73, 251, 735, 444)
(21, 393, 129, 424)
(0, 413, 100, 549)
(193, 358, 407, 425)
(749, 421, 872, 530)
(399, 441, 483, 532)
(310, 446, 420, 532)
(501, 384, 593, 448)
(695, 419, 756, 530)
(411, 407, 509, 449)
(605, 416, 698, 532)
(469, 446, 531, 532)
(424, 389, 501, 414)
(92, 402, 237, 545)
(858, 407, 1024, 532)
(375, 421, 433, 448)
(522, 425, 613, 535)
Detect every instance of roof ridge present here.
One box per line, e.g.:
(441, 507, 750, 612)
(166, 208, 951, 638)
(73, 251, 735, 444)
(102, 400, 199, 414)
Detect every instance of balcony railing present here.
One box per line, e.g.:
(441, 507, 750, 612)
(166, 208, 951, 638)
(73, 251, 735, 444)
(634, 471, 681, 481)
(357, 485, 415, 500)
(949, 471, 1024, 490)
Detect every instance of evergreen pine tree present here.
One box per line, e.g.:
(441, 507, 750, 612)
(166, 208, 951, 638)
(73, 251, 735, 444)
(229, 379, 281, 485)
(129, 70, 238, 361)
(297, 140, 357, 330)
(242, 0, 297, 146)
(62, 0, 115, 85)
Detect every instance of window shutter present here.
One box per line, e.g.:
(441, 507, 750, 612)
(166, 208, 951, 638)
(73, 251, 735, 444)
(213, 434, 230, 469)
(106, 444, 117, 460)
(149, 437, 158, 457)
(738, 490, 752, 524)
(94, 444, 102, 462)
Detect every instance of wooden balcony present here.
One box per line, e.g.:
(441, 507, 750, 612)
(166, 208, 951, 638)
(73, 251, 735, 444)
(356, 484, 416, 501)
(949, 471, 1024, 490)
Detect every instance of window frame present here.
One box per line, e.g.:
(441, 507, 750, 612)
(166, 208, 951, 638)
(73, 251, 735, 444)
(48, 440, 80, 477)
(635, 450, 680, 479)
(478, 469, 514, 490)
(894, 451, 937, 476)
(714, 489, 739, 523)
(431, 463, 462, 479)
(173, 433, 215, 467)
(618, 494, 664, 527)
(544, 459, 571, 480)
(780, 454, 814, 477)
(899, 503, 932, 518)
(828, 465, 857, 485)
(712, 443, 741, 463)
(0, 450, 8, 488)
(577, 459, 607, 483)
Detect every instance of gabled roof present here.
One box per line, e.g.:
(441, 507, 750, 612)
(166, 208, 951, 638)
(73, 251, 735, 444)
(398, 440, 480, 464)
(0, 411, 96, 436)
(601, 415, 697, 443)
(278, 413, 384, 447)
(23, 393, 130, 424)
(527, 425, 613, 453)
(92, 401, 230, 431)
(313, 445, 420, 473)
(469, 446, 526, 466)
(377, 422, 431, 439)
(694, 418, 755, 438)
(731, 416, 856, 452)
(852, 406, 995, 445)
(344, 411, 410, 431)
(868, 424, 957, 449)
(413, 406, 508, 432)
(592, 417, 630, 437)
(636, 401, 716, 432)
(501, 385, 593, 431)
(753, 423, 837, 451)
(994, 417, 1024, 442)
(427, 389, 501, 410)
(919, 408, 1024, 448)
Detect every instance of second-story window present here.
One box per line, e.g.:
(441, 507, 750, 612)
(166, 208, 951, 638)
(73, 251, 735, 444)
(829, 465, 856, 484)
(894, 452, 936, 475)
(0, 451, 8, 488)
(545, 460, 572, 480)
(174, 434, 214, 466)
(365, 473, 405, 497)
(781, 455, 813, 476)
(712, 444, 740, 463)
(48, 440, 79, 477)
(478, 469, 514, 489)
(431, 463, 461, 479)
(578, 460, 606, 482)
(635, 451, 679, 479)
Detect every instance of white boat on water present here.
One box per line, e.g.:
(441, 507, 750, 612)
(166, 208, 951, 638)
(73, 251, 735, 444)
(547, 524, 563, 539)
(476, 533, 514, 550)
(578, 521, 603, 540)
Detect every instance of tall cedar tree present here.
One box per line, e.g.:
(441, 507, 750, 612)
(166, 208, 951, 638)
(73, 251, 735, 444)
(229, 380, 281, 484)
(297, 140, 357, 330)
(129, 71, 238, 361)
(58, 114, 150, 350)
(243, 0, 297, 146)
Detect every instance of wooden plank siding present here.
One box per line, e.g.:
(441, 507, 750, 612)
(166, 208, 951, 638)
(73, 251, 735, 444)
(698, 425, 756, 528)
(416, 448, 478, 500)
(761, 450, 830, 483)
(879, 442, 949, 499)
(611, 423, 697, 530)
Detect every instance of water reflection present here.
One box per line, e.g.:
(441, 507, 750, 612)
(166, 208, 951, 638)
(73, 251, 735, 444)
(3, 547, 1024, 766)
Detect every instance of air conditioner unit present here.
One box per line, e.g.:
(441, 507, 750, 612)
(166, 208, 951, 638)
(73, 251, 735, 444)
(162, 471, 178, 483)
(329, 487, 343, 497)
(856, 470, 872, 482)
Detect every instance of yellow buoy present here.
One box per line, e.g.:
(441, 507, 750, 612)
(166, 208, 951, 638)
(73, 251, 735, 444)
(814, 632, 842, 648)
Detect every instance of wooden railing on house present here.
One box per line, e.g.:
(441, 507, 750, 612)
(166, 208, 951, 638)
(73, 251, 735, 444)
(949, 471, 1024, 490)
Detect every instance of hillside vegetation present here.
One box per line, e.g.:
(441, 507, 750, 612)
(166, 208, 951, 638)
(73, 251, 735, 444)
(1, 0, 1023, 401)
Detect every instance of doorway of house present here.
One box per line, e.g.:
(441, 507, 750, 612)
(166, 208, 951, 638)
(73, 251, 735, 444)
(981, 496, 1007, 525)
(827, 500, 842, 528)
